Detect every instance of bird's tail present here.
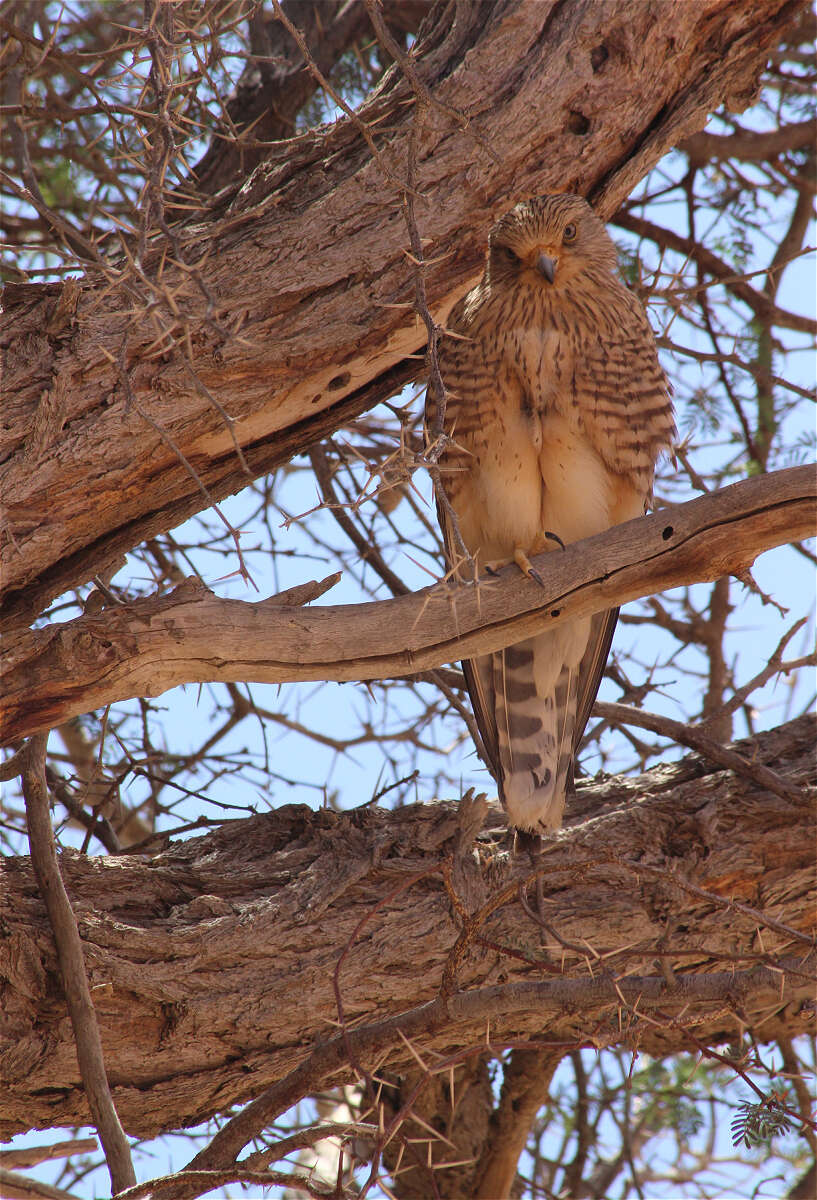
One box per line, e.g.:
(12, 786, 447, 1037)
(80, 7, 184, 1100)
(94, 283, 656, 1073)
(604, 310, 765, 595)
(491, 622, 590, 833)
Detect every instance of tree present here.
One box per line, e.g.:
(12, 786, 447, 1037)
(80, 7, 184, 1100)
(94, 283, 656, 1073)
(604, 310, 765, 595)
(1, 2, 814, 1198)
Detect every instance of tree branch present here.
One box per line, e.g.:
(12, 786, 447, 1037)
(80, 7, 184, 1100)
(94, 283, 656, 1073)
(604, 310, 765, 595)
(593, 700, 803, 801)
(680, 117, 816, 163)
(3, 466, 813, 743)
(2, 715, 814, 1140)
(0, 1167, 81, 1200)
(614, 209, 816, 334)
(22, 736, 136, 1195)
(473, 1048, 563, 1199)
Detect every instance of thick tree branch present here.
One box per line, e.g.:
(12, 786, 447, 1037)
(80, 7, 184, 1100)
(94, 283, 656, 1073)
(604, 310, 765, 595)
(2, 466, 813, 744)
(0, 0, 803, 627)
(1, 715, 814, 1140)
(188, 0, 432, 196)
(191, 957, 816, 1175)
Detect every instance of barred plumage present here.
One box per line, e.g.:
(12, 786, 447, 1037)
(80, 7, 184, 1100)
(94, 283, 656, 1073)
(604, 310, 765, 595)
(428, 194, 675, 832)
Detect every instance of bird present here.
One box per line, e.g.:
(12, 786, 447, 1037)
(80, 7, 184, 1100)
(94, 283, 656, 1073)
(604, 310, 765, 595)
(426, 193, 675, 834)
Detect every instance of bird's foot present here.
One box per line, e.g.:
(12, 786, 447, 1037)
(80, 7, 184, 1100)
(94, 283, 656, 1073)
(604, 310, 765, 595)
(484, 551, 545, 586)
(514, 829, 550, 945)
(513, 546, 546, 587)
(484, 532, 565, 587)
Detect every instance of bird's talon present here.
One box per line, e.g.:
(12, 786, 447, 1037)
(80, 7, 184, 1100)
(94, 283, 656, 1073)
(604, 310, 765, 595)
(544, 530, 566, 550)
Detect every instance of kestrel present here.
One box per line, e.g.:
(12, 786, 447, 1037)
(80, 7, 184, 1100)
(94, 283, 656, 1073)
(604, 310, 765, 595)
(427, 193, 675, 834)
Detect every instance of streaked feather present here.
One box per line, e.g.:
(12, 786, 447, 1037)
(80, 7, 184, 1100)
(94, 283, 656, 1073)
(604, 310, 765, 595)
(428, 193, 675, 831)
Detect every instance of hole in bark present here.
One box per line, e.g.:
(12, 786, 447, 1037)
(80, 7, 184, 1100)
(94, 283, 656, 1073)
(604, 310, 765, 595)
(591, 43, 609, 72)
(662, 525, 674, 540)
(551, 609, 561, 618)
(328, 372, 351, 391)
(567, 111, 590, 136)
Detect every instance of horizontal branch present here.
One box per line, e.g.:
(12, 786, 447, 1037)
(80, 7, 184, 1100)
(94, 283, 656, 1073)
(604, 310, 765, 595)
(193, 956, 817, 1171)
(680, 117, 817, 163)
(2, 466, 813, 743)
(593, 700, 803, 802)
(1, 715, 814, 1139)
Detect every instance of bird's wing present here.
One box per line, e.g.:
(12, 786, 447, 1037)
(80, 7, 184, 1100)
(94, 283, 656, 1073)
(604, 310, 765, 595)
(577, 284, 676, 496)
(574, 606, 618, 752)
(426, 288, 508, 785)
(565, 606, 619, 791)
(434, 489, 501, 780)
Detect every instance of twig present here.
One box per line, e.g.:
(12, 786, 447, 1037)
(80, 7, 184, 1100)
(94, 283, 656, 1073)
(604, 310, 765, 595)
(0, 1167, 81, 1200)
(363, 0, 501, 167)
(615, 857, 815, 949)
(240, 1121, 380, 1172)
(700, 617, 814, 731)
(615, 210, 816, 336)
(115, 1167, 337, 1200)
(22, 735, 136, 1195)
(270, 0, 411, 195)
(593, 700, 806, 802)
(777, 1034, 817, 1153)
(309, 443, 409, 596)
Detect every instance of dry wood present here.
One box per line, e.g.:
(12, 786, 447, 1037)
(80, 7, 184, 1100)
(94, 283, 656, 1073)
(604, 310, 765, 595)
(0, 1139, 98, 1170)
(2, 465, 813, 744)
(21, 736, 135, 1194)
(0, 1166, 80, 1200)
(1, 715, 813, 1141)
(0, 0, 802, 629)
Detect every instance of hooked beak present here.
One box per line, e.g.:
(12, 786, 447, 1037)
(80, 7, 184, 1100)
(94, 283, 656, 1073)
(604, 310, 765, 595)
(536, 252, 557, 283)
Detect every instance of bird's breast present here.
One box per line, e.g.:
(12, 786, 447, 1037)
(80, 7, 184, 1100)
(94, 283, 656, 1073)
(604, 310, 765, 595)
(505, 322, 571, 416)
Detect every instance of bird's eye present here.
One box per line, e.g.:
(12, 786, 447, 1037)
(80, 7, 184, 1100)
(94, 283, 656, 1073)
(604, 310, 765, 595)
(500, 244, 520, 264)
(563, 223, 577, 243)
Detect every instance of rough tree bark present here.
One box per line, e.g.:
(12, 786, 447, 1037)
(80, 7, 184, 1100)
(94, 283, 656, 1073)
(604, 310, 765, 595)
(188, 0, 435, 194)
(1, 715, 813, 1142)
(0, 0, 803, 629)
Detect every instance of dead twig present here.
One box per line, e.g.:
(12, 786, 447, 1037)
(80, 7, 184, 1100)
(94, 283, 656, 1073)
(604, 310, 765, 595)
(593, 700, 807, 803)
(22, 735, 136, 1196)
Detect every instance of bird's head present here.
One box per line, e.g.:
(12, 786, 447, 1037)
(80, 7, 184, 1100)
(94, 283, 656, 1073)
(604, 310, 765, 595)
(487, 193, 617, 289)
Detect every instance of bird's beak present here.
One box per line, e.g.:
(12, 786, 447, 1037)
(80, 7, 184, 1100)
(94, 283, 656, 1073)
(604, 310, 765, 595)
(536, 252, 557, 283)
